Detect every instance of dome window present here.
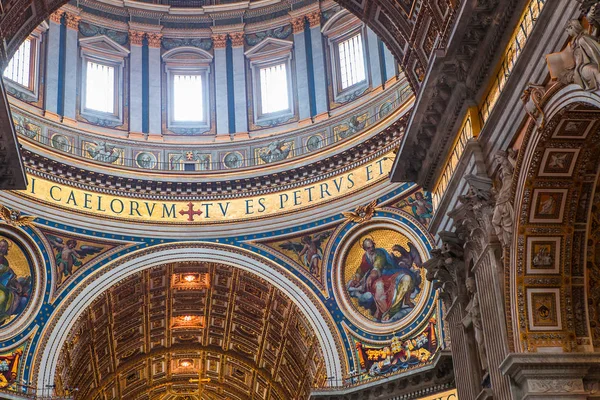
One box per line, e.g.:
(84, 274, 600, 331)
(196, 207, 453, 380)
(4, 38, 33, 88)
(259, 63, 289, 114)
(85, 61, 115, 113)
(162, 47, 213, 134)
(322, 11, 370, 102)
(79, 35, 129, 125)
(338, 33, 366, 90)
(3, 25, 46, 101)
(245, 37, 295, 125)
(173, 74, 204, 122)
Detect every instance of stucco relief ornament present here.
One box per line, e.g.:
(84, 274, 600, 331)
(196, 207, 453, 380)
(342, 200, 377, 224)
(463, 277, 488, 373)
(521, 83, 546, 128)
(87, 141, 120, 164)
(491, 149, 517, 248)
(0, 205, 35, 227)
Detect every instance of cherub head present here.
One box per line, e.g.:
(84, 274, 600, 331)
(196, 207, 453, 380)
(302, 235, 312, 245)
(415, 192, 424, 200)
(66, 239, 77, 249)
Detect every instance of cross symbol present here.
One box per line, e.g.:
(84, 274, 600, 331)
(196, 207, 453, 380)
(179, 202, 203, 221)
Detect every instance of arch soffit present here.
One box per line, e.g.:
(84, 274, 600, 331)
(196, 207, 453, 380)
(510, 84, 600, 352)
(34, 242, 344, 388)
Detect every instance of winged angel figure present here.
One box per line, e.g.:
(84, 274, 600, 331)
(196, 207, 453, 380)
(86, 141, 120, 164)
(279, 232, 331, 275)
(47, 235, 103, 279)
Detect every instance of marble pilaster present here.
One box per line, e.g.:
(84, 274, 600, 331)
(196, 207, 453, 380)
(292, 17, 311, 120)
(230, 32, 247, 133)
(383, 43, 397, 82)
(63, 12, 80, 120)
(44, 11, 62, 116)
(128, 31, 144, 134)
(366, 28, 382, 88)
(307, 12, 328, 115)
(212, 34, 229, 135)
(147, 33, 162, 136)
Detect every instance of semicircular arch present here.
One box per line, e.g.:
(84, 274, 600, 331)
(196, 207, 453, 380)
(34, 242, 344, 389)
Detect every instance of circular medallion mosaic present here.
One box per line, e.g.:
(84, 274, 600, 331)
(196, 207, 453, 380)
(334, 219, 432, 334)
(51, 134, 72, 153)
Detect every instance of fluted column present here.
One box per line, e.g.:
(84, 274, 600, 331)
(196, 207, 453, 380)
(63, 12, 80, 121)
(307, 12, 327, 116)
(147, 33, 162, 136)
(366, 28, 382, 88)
(446, 301, 482, 400)
(291, 17, 311, 120)
(212, 34, 229, 135)
(473, 243, 513, 400)
(128, 31, 144, 135)
(44, 11, 63, 117)
(230, 32, 247, 133)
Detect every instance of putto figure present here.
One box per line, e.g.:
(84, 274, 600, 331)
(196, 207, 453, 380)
(48, 235, 102, 280)
(279, 232, 331, 275)
(347, 238, 422, 322)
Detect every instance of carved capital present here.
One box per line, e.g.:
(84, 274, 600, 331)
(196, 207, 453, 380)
(307, 12, 321, 28)
(291, 17, 305, 34)
(423, 231, 468, 309)
(521, 83, 546, 128)
(64, 13, 80, 30)
(129, 30, 145, 46)
(146, 33, 163, 48)
(49, 11, 64, 24)
(212, 34, 227, 49)
(230, 32, 244, 47)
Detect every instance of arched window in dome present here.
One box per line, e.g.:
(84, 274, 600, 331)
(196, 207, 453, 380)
(322, 11, 370, 103)
(79, 36, 129, 125)
(245, 38, 295, 125)
(162, 47, 213, 134)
